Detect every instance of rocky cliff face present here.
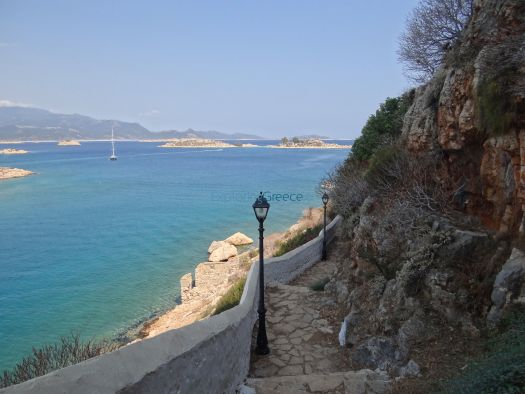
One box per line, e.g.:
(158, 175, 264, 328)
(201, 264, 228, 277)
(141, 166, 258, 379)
(327, 0, 525, 382)
(402, 0, 525, 234)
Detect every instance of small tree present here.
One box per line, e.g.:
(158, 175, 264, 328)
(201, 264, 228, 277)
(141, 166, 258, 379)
(281, 137, 289, 145)
(398, 0, 473, 83)
(292, 137, 300, 144)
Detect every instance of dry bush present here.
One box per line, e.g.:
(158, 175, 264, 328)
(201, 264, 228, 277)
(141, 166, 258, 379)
(325, 159, 370, 218)
(368, 149, 452, 234)
(398, 0, 473, 83)
(1, 334, 119, 388)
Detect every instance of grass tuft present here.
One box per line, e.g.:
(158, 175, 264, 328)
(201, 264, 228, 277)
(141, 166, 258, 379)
(274, 224, 323, 257)
(212, 277, 246, 316)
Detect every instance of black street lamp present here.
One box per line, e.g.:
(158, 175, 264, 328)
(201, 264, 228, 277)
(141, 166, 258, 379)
(253, 192, 270, 355)
(322, 192, 329, 261)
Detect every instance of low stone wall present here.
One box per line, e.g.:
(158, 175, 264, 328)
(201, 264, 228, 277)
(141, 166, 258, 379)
(2, 215, 341, 394)
(266, 215, 340, 284)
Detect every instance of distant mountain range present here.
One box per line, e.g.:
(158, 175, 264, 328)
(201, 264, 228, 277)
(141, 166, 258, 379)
(0, 106, 263, 141)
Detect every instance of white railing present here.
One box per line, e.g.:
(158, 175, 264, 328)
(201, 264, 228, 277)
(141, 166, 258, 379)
(2, 215, 341, 394)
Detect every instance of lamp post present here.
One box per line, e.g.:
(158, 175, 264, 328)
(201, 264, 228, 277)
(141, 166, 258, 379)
(253, 192, 270, 355)
(322, 192, 329, 261)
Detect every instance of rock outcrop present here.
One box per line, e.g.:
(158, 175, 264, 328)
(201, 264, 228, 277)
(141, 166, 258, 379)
(0, 167, 34, 180)
(327, 199, 510, 376)
(0, 148, 28, 154)
(209, 243, 238, 262)
(57, 140, 81, 146)
(401, 0, 525, 235)
(487, 248, 525, 323)
(225, 232, 254, 246)
(208, 240, 229, 254)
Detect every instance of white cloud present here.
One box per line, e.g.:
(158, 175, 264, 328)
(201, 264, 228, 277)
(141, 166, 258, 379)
(139, 109, 160, 117)
(0, 99, 32, 108)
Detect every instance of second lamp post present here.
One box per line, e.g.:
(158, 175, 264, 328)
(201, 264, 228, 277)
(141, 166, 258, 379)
(322, 192, 329, 260)
(253, 192, 270, 355)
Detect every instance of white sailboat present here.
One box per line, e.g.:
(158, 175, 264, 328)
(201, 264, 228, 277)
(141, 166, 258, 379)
(110, 126, 117, 161)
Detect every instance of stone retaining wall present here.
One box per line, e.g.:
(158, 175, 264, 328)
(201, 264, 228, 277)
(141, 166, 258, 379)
(1, 215, 341, 394)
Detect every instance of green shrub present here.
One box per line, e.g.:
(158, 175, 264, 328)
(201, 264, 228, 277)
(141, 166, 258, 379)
(437, 306, 525, 393)
(212, 277, 246, 315)
(0, 334, 118, 388)
(310, 277, 330, 291)
(274, 224, 323, 257)
(351, 95, 412, 162)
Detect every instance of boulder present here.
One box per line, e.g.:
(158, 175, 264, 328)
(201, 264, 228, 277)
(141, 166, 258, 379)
(208, 240, 228, 254)
(399, 360, 421, 378)
(352, 337, 402, 371)
(225, 232, 253, 246)
(209, 243, 238, 262)
(487, 248, 525, 323)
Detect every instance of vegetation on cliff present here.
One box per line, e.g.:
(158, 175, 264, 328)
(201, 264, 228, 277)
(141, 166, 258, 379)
(350, 95, 412, 162)
(398, 0, 473, 83)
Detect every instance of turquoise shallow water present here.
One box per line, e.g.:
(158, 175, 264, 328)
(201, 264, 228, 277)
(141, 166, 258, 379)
(0, 141, 349, 371)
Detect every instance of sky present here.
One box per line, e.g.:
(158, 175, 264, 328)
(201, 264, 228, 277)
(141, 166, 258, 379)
(0, 0, 418, 138)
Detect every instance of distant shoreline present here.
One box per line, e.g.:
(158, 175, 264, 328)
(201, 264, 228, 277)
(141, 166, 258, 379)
(0, 138, 352, 143)
(0, 139, 352, 149)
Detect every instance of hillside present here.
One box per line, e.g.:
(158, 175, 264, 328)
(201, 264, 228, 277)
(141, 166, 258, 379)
(326, 0, 525, 391)
(0, 106, 263, 141)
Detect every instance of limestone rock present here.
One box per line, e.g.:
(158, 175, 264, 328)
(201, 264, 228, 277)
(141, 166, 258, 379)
(399, 360, 421, 378)
(180, 273, 193, 303)
(0, 167, 34, 180)
(208, 240, 228, 254)
(209, 243, 238, 262)
(225, 232, 254, 246)
(488, 248, 525, 323)
(352, 337, 402, 371)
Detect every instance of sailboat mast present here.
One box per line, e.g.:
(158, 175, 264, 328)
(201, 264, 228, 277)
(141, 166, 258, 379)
(111, 127, 115, 156)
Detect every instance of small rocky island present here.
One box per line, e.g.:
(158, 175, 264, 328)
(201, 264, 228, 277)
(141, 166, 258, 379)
(271, 137, 351, 149)
(0, 167, 34, 180)
(57, 140, 81, 146)
(0, 148, 29, 155)
(158, 138, 237, 148)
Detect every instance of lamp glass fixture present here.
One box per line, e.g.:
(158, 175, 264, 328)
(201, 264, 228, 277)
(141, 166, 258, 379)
(253, 192, 270, 222)
(322, 192, 329, 205)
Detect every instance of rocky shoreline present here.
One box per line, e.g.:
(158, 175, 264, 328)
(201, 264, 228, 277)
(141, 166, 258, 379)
(0, 148, 29, 155)
(136, 208, 323, 340)
(269, 139, 351, 149)
(0, 167, 34, 180)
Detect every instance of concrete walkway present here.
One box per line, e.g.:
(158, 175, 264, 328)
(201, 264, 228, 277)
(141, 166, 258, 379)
(245, 259, 389, 394)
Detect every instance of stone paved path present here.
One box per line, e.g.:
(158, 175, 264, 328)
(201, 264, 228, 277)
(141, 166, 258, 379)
(245, 259, 389, 394)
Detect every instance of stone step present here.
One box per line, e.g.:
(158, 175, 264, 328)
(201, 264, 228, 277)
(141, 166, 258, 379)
(245, 369, 389, 394)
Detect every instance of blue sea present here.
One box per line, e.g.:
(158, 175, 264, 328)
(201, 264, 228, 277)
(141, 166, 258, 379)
(0, 141, 350, 371)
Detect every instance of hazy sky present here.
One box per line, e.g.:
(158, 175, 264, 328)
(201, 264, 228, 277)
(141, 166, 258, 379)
(0, 0, 418, 138)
